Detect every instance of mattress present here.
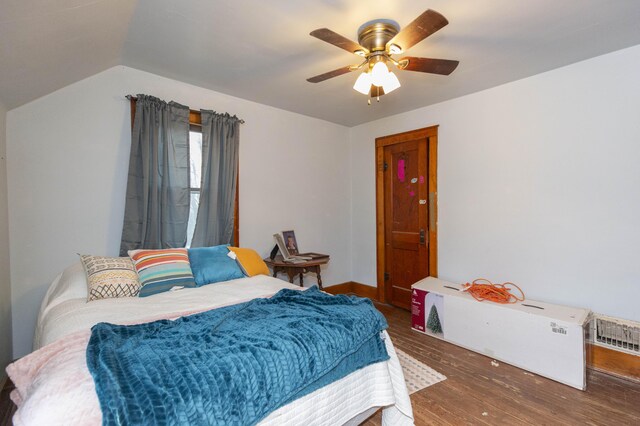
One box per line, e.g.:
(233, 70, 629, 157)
(10, 262, 413, 425)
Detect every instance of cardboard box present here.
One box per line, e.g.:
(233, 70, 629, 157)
(412, 277, 590, 390)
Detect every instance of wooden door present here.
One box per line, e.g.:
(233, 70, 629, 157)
(376, 127, 437, 309)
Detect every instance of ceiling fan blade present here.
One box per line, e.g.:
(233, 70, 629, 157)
(399, 57, 459, 75)
(307, 66, 355, 83)
(387, 9, 449, 53)
(310, 28, 369, 55)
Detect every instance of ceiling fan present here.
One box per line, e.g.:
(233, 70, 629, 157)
(307, 9, 459, 100)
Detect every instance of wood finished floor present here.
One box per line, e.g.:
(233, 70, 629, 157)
(1, 304, 639, 425)
(365, 303, 640, 426)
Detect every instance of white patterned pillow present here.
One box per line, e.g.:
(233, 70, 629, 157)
(79, 255, 141, 301)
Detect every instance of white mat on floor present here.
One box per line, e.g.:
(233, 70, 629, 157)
(396, 348, 447, 394)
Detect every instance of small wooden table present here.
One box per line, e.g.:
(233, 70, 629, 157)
(264, 255, 330, 290)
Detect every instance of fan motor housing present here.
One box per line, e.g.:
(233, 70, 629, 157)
(357, 21, 399, 52)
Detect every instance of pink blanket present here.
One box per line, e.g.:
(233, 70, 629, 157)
(7, 304, 253, 425)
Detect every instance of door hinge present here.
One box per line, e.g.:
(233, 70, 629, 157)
(384, 272, 390, 281)
(383, 161, 388, 171)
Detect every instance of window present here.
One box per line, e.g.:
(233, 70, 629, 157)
(129, 98, 239, 247)
(186, 129, 203, 247)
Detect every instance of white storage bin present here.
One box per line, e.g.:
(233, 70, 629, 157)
(412, 277, 590, 390)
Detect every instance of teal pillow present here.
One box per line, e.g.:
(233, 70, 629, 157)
(188, 245, 245, 286)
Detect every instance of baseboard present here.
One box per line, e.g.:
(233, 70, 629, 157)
(351, 282, 378, 300)
(324, 282, 378, 301)
(323, 282, 354, 295)
(587, 343, 640, 383)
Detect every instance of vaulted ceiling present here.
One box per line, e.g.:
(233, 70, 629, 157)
(2, 0, 640, 126)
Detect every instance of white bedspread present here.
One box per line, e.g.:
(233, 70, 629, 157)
(12, 271, 413, 426)
(35, 274, 301, 349)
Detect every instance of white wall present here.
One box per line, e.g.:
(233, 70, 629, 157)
(0, 102, 11, 370)
(7, 66, 351, 357)
(7, 46, 640, 358)
(350, 45, 640, 322)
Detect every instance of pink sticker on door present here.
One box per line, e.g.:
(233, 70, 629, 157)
(419, 175, 425, 184)
(397, 159, 406, 182)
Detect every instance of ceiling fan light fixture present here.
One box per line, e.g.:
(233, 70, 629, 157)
(308, 9, 458, 100)
(371, 61, 389, 86)
(353, 72, 372, 94)
(382, 71, 401, 93)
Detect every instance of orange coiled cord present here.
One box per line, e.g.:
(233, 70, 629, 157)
(462, 278, 525, 304)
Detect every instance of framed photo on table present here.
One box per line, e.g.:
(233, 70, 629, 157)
(281, 230, 299, 255)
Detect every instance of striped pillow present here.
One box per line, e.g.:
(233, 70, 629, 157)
(128, 249, 197, 297)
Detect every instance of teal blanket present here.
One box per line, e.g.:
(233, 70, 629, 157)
(86, 286, 389, 425)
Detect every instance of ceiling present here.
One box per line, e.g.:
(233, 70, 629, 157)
(2, 0, 640, 127)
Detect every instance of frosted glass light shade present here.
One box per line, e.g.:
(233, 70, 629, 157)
(353, 72, 372, 94)
(371, 62, 389, 86)
(382, 71, 401, 93)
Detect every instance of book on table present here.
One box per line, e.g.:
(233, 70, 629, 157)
(282, 253, 329, 263)
(273, 233, 312, 261)
(273, 233, 328, 262)
(296, 252, 329, 260)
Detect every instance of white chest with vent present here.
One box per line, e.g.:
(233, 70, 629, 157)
(411, 277, 591, 390)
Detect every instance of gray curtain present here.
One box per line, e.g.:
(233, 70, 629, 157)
(119, 95, 191, 255)
(191, 110, 240, 247)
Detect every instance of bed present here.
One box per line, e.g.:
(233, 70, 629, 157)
(8, 261, 414, 425)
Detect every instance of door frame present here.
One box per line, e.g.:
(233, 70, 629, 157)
(375, 125, 438, 303)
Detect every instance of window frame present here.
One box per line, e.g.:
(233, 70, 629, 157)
(129, 98, 239, 246)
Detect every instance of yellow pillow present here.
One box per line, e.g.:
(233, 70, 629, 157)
(228, 247, 270, 277)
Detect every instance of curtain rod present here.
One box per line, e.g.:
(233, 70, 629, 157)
(126, 95, 245, 124)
